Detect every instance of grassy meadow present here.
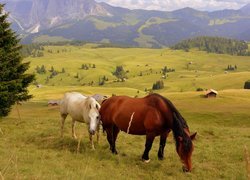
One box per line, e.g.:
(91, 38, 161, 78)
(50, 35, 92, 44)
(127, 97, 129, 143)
(1, 45, 250, 179)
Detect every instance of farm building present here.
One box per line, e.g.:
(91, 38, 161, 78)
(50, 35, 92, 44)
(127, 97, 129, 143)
(205, 89, 218, 98)
(48, 100, 60, 106)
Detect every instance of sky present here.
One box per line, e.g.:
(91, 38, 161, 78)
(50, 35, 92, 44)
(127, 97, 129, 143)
(96, 0, 250, 11)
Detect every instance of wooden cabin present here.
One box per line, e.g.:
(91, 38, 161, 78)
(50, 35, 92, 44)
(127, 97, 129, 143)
(48, 100, 60, 106)
(205, 89, 218, 98)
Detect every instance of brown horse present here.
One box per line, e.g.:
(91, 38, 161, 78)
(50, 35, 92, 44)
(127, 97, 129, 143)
(99, 93, 196, 172)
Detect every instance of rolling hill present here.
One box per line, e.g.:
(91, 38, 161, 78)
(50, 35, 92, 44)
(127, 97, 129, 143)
(25, 44, 250, 93)
(1, 0, 250, 47)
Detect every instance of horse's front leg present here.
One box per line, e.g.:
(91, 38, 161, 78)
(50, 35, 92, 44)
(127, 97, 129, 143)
(142, 132, 156, 163)
(158, 130, 170, 160)
(89, 133, 95, 150)
(72, 120, 77, 139)
(96, 123, 100, 144)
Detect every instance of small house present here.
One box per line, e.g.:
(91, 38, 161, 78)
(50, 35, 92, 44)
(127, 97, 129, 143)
(48, 100, 60, 106)
(205, 89, 218, 98)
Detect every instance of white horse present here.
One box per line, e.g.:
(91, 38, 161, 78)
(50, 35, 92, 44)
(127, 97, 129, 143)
(60, 92, 101, 149)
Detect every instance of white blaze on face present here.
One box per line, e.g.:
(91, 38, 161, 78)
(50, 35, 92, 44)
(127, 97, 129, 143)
(88, 100, 100, 134)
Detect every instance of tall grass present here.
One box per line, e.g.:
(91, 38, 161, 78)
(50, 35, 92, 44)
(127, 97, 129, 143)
(1, 45, 250, 178)
(0, 90, 249, 179)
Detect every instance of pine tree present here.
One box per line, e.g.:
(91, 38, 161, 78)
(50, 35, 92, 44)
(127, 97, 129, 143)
(0, 4, 35, 118)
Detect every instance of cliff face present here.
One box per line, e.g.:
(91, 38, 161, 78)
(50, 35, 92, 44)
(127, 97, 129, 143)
(2, 0, 111, 32)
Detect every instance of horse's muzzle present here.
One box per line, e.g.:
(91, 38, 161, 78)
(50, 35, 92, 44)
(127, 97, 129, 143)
(89, 129, 95, 135)
(182, 166, 191, 173)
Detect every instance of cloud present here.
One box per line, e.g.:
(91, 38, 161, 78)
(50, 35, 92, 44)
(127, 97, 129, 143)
(96, 0, 249, 11)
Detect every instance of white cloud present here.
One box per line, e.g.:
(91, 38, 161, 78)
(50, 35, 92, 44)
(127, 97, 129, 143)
(96, 0, 250, 11)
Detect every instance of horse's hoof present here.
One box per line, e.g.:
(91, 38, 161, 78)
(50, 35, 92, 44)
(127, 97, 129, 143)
(182, 166, 190, 173)
(142, 159, 150, 163)
(158, 156, 164, 160)
(112, 150, 118, 155)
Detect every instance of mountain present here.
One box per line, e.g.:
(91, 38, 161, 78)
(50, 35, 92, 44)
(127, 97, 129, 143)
(240, 3, 250, 15)
(1, 0, 111, 33)
(1, 0, 250, 47)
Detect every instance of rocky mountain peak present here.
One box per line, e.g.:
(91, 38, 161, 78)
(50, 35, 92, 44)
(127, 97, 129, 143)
(2, 0, 112, 32)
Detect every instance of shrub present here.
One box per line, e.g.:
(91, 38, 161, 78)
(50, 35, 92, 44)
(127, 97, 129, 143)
(152, 80, 164, 90)
(196, 87, 204, 91)
(244, 80, 250, 89)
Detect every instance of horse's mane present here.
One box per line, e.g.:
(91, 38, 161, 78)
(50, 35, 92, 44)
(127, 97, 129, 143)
(151, 93, 192, 153)
(101, 98, 108, 105)
(83, 97, 95, 111)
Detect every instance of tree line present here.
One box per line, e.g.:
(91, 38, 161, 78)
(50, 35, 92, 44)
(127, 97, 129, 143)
(171, 36, 250, 56)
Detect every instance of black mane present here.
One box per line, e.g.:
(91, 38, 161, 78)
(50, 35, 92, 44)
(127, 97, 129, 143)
(151, 93, 192, 153)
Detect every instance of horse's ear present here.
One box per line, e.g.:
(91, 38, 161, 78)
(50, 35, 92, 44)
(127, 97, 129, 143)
(86, 97, 91, 109)
(190, 132, 197, 140)
(96, 103, 100, 110)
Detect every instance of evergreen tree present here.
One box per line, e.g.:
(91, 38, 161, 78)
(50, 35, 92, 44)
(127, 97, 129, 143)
(0, 4, 35, 117)
(40, 65, 46, 73)
(50, 66, 54, 72)
(113, 66, 127, 80)
(152, 80, 164, 90)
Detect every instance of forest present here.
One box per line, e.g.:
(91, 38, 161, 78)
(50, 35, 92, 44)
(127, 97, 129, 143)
(171, 36, 250, 56)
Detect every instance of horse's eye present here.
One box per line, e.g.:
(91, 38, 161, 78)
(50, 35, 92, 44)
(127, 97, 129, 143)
(89, 105, 91, 109)
(96, 104, 99, 109)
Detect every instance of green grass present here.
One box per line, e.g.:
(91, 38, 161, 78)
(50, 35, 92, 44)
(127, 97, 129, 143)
(209, 19, 237, 26)
(33, 35, 71, 43)
(88, 17, 121, 30)
(26, 45, 250, 93)
(0, 90, 249, 179)
(134, 18, 176, 47)
(1, 45, 250, 179)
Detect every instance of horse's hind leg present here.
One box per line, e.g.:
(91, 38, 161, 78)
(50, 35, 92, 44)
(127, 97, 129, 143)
(142, 133, 156, 163)
(106, 125, 119, 154)
(158, 130, 170, 160)
(60, 114, 67, 138)
(72, 120, 77, 139)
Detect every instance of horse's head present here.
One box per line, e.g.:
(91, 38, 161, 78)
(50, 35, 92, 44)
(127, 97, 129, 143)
(176, 129, 197, 172)
(86, 97, 101, 135)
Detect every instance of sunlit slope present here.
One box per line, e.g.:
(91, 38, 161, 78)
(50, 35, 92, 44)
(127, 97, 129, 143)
(26, 45, 250, 92)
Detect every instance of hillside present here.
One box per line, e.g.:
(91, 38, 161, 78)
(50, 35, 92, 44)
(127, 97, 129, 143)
(1, 0, 250, 47)
(25, 44, 250, 95)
